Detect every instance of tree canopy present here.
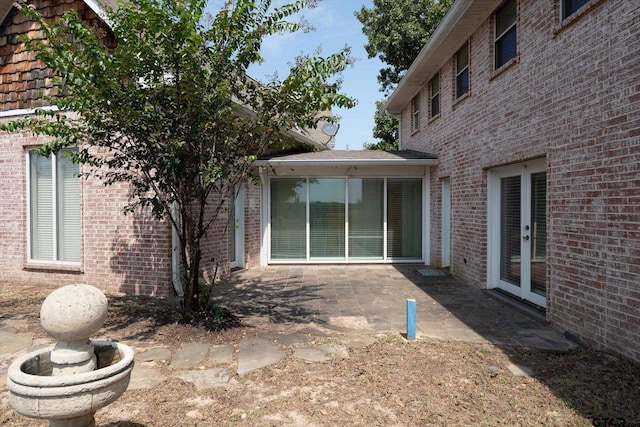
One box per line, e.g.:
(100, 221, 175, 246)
(356, 0, 454, 95)
(4, 0, 355, 320)
(356, 0, 453, 150)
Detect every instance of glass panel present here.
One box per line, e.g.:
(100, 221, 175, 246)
(495, 27, 517, 69)
(495, 0, 517, 37)
(530, 172, 547, 296)
(387, 179, 422, 259)
(456, 69, 469, 98)
(430, 74, 440, 117)
(563, 0, 589, 19)
(271, 178, 307, 260)
(348, 178, 383, 259)
(30, 152, 54, 261)
(310, 178, 345, 260)
(500, 176, 521, 286)
(456, 43, 468, 71)
(56, 153, 81, 262)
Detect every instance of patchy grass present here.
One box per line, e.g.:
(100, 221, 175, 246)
(1, 281, 639, 426)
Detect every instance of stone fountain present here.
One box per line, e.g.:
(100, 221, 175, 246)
(7, 284, 135, 427)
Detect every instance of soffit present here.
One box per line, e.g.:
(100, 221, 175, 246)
(385, 0, 504, 115)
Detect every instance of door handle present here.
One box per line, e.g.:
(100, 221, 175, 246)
(523, 235, 530, 241)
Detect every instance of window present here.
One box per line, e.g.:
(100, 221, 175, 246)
(455, 42, 469, 99)
(411, 94, 420, 132)
(28, 149, 81, 263)
(495, 0, 517, 69)
(562, 0, 589, 20)
(429, 73, 440, 118)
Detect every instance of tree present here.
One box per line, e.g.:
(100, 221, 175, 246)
(5, 0, 355, 320)
(363, 100, 399, 151)
(356, 0, 452, 151)
(356, 0, 453, 95)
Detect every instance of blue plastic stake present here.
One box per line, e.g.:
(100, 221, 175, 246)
(406, 299, 416, 341)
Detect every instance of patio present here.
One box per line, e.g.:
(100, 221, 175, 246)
(213, 264, 575, 352)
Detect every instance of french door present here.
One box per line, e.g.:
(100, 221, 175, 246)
(489, 159, 547, 307)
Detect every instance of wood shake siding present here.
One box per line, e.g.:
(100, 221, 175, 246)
(0, 0, 115, 112)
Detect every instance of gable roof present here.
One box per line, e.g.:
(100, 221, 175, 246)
(385, 0, 503, 115)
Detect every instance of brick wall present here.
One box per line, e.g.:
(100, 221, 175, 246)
(0, 121, 173, 295)
(400, 0, 640, 361)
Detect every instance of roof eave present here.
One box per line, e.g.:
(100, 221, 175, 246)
(385, 0, 503, 115)
(255, 158, 439, 167)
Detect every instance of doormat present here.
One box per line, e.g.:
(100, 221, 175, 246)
(417, 268, 448, 277)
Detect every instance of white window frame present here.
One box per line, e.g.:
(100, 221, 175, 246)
(267, 175, 427, 264)
(411, 94, 420, 132)
(26, 149, 82, 265)
(494, 0, 518, 70)
(561, 0, 589, 21)
(455, 42, 469, 99)
(429, 73, 440, 118)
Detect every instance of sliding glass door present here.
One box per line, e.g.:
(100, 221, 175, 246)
(270, 177, 422, 262)
(310, 178, 345, 260)
(270, 178, 306, 260)
(348, 178, 384, 260)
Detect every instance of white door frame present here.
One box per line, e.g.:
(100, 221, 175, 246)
(487, 158, 546, 307)
(230, 186, 245, 269)
(441, 177, 451, 268)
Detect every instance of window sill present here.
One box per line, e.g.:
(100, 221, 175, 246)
(452, 92, 470, 110)
(490, 56, 519, 81)
(428, 113, 441, 125)
(554, 0, 605, 37)
(24, 262, 83, 274)
(411, 128, 420, 136)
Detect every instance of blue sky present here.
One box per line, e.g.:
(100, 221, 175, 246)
(207, 0, 385, 150)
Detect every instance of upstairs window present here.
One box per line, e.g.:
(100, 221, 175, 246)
(562, 0, 589, 20)
(455, 42, 469, 99)
(411, 93, 420, 132)
(28, 150, 81, 263)
(429, 73, 440, 118)
(495, 0, 517, 69)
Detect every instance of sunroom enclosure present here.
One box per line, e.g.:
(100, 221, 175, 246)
(269, 177, 424, 263)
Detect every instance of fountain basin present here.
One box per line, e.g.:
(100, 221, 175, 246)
(7, 340, 134, 422)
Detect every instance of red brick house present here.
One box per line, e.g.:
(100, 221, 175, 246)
(386, 0, 640, 361)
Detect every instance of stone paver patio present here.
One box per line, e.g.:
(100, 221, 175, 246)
(213, 264, 574, 352)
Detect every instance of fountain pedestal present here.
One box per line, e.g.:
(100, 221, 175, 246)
(6, 284, 135, 427)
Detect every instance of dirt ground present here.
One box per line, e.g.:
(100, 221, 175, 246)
(1, 281, 639, 426)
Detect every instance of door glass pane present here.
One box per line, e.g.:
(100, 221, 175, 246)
(310, 178, 345, 260)
(271, 179, 306, 260)
(387, 178, 422, 259)
(348, 178, 383, 259)
(500, 176, 521, 286)
(530, 172, 547, 296)
(57, 153, 81, 262)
